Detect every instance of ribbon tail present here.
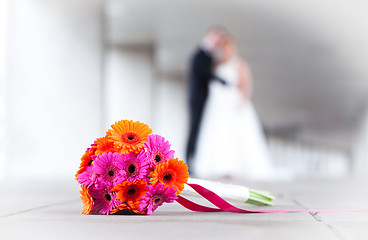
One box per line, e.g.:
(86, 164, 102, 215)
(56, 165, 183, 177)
(176, 195, 222, 212)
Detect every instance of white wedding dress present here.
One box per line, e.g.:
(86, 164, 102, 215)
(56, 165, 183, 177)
(193, 57, 274, 181)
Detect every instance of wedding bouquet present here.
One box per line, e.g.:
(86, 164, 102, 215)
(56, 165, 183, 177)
(76, 120, 274, 215)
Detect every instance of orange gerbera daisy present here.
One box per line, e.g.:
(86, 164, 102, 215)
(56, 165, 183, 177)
(112, 179, 147, 203)
(75, 147, 96, 180)
(80, 186, 94, 214)
(150, 158, 189, 195)
(110, 201, 145, 215)
(106, 120, 152, 154)
(94, 135, 116, 155)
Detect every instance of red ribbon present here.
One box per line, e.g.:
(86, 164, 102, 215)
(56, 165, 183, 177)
(176, 183, 365, 214)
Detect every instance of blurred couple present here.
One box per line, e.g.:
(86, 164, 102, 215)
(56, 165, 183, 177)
(186, 27, 274, 181)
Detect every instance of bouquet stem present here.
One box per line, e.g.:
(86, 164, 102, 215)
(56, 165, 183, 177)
(246, 189, 274, 206)
(182, 178, 275, 206)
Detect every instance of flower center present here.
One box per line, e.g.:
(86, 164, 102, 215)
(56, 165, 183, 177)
(160, 170, 177, 185)
(122, 132, 140, 144)
(105, 194, 112, 201)
(128, 164, 136, 174)
(163, 173, 172, 182)
(153, 196, 162, 205)
(108, 170, 114, 177)
(154, 154, 161, 163)
(127, 188, 136, 196)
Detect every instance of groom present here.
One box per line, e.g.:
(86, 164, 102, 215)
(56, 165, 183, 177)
(186, 28, 227, 173)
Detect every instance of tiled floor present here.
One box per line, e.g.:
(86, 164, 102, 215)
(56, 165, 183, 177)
(0, 178, 367, 240)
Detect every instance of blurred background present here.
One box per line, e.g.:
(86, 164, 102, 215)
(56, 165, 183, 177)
(1, 0, 368, 181)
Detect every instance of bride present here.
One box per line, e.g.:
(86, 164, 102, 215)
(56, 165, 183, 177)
(193, 35, 274, 181)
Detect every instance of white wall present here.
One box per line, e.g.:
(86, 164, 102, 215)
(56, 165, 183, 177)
(352, 102, 368, 177)
(5, 0, 103, 179)
(104, 47, 154, 129)
(0, 0, 8, 180)
(153, 75, 188, 161)
(104, 47, 188, 161)
(104, 46, 187, 159)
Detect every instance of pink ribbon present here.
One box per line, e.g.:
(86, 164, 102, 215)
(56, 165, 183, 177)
(176, 183, 366, 214)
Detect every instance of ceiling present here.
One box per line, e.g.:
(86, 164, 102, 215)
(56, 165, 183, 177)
(104, 0, 368, 147)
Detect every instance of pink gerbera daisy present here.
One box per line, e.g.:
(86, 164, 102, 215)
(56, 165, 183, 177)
(116, 151, 149, 183)
(92, 152, 122, 187)
(144, 134, 175, 169)
(138, 183, 178, 215)
(77, 165, 96, 188)
(89, 186, 120, 215)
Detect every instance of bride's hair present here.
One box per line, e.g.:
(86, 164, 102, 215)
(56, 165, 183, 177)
(205, 25, 229, 36)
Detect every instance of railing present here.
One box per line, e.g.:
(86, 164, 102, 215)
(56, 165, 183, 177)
(267, 137, 351, 179)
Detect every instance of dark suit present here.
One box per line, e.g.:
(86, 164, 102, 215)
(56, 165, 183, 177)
(186, 47, 226, 172)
